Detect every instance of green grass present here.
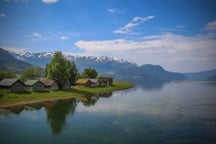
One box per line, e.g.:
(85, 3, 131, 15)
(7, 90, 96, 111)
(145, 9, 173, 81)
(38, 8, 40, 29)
(0, 82, 133, 107)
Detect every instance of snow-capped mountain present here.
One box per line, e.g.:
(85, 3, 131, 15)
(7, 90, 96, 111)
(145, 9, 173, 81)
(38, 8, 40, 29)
(1, 48, 186, 83)
(11, 51, 137, 73)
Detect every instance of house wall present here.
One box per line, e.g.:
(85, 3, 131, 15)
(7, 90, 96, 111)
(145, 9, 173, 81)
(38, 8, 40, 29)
(49, 82, 59, 90)
(90, 81, 100, 87)
(76, 80, 91, 87)
(63, 81, 71, 90)
(9, 82, 25, 92)
(32, 82, 45, 91)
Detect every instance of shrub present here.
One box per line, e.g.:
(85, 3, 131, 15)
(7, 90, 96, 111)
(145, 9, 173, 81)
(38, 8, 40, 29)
(0, 89, 8, 97)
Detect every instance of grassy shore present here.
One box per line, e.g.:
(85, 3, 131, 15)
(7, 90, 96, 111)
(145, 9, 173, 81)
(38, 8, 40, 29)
(0, 82, 133, 107)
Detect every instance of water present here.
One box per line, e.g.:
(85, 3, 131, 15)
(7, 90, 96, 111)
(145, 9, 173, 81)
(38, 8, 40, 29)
(0, 82, 216, 144)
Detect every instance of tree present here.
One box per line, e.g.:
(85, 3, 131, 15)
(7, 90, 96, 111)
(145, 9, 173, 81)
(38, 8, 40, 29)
(45, 52, 78, 88)
(65, 61, 78, 85)
(20, 67, 43, 81)
(0, 70, 15, 81)
(82, 68, 98, 78)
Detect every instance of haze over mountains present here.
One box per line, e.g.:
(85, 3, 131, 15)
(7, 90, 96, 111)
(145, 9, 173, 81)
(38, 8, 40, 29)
(1, 48, 216, 82)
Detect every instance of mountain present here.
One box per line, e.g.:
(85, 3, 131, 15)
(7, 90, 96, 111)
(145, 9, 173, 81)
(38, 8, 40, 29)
(0, 48, 35, 73)
(11, 51, 186, 83)
(109, 64, 186, 83)
(11, 51, 137, 72)
(183, 69, 216, 81)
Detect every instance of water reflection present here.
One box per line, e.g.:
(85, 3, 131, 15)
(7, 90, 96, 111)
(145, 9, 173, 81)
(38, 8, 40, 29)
(135, 81, 167, 90)
(82, 92, 112, 107)
(0, 83, 216, 143)
(45, 98, 77, 134)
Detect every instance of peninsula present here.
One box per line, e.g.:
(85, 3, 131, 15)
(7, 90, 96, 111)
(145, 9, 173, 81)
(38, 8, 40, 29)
(0, 82, 133, 108)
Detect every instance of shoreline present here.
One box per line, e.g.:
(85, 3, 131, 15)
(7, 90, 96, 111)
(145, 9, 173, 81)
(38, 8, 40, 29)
(0, 82, 133, 109)
(173, 81, 216, 84)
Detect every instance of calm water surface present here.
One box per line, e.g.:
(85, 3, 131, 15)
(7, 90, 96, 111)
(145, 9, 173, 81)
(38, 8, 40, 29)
(0, 82, 216, 144)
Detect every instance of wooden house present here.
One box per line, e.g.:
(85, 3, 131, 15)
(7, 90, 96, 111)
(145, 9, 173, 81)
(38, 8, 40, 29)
(75, 79, 92, 87)
(24, 80, 45, 91)
(40, 78, 59, 90)
(89, 79, 100, 87)
(75, 78, 100, 87)
(0, 78, 25, 93)
(98, 77, 113, 86)
(63, 80, 71, 90)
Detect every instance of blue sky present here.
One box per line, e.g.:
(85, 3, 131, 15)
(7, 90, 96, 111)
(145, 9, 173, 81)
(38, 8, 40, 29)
(0, 0, 216, 72)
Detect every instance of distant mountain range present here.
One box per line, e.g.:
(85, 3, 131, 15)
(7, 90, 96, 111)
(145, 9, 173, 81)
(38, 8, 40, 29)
(0, 48, 35, 73)
(10, 50, 185, 82)
(183, 69, 216, 81)
(1, 48, 215, 82)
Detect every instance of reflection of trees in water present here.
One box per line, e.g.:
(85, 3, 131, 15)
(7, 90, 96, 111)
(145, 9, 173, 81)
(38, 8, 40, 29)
(82, 92, 112, 107)
(45, 98, 77, 135)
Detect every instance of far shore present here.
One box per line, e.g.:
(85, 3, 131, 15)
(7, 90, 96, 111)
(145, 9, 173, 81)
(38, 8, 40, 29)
(0, 82, 133, 109)
(173, 81, 216, 84)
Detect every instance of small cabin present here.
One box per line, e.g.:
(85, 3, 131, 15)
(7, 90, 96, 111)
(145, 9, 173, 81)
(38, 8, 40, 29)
(40, 78, 59, 90)
(0, 78, 25, 93)
(75, 78, 100, 87)
(24, 80, 45, 91)
(98, 77, 113, 86)
(63, 80, 71, 90)
(75, 79, 92, 87)
(89, 79, 100, 87)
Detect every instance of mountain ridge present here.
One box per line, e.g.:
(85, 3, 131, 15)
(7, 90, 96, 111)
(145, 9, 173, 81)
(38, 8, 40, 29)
(0, 48, 35, 73)
(9, 50, 186, 82)
(1, 48, 215, 82)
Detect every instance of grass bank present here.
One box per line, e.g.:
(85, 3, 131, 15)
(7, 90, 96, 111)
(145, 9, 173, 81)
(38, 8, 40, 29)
(0, 82, 133, 108)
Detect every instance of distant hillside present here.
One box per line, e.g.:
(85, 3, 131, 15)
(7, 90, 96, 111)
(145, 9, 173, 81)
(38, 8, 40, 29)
(183, 69, 216, 81)
(0, 48, 35, 73)
(11, 51, 186, 83)
(109, 64, 186, 83)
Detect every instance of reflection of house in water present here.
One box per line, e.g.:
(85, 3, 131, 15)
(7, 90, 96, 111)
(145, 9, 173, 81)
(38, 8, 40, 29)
(81, 92, 113, 107)
(96, 92, 112, 98)
(4, 105, 25, 115)
(25, 102, 44, 110)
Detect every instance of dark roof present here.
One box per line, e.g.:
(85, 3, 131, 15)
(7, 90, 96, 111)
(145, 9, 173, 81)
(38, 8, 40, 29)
(24, 80, 41, 86)
(0, 78, 24, 87)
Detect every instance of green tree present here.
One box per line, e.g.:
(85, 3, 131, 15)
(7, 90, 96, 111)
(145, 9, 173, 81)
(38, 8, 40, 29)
(45, 52, 78, 88)
(82, 68, 98, 78)
(66, 61, 78, 85)
(0, 70, 16, 81)
(21, 67, 43, 81)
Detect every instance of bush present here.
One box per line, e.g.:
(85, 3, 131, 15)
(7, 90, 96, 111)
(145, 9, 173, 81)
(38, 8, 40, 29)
(0, 89, 8, 97)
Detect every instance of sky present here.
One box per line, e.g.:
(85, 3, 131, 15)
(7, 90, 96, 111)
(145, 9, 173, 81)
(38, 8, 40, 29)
(0, 0, 216, 72)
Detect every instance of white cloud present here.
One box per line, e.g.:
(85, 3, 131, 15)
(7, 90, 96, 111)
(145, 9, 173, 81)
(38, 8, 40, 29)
(205, 20, 216, 31)
(1, 46, 26, 54)
(175, 25, 186, 29)
(107, 8, 127, 14)
(41, 0, 58, 4)
(60, 36, 69, 40)
(75, 33, 216, 72)
(32, 32, 42, 38)
(113, 16, 155, 34)
(6, 0, 29, 3)
(25, 32, 44, 41)
(0, 13, 6, 17)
